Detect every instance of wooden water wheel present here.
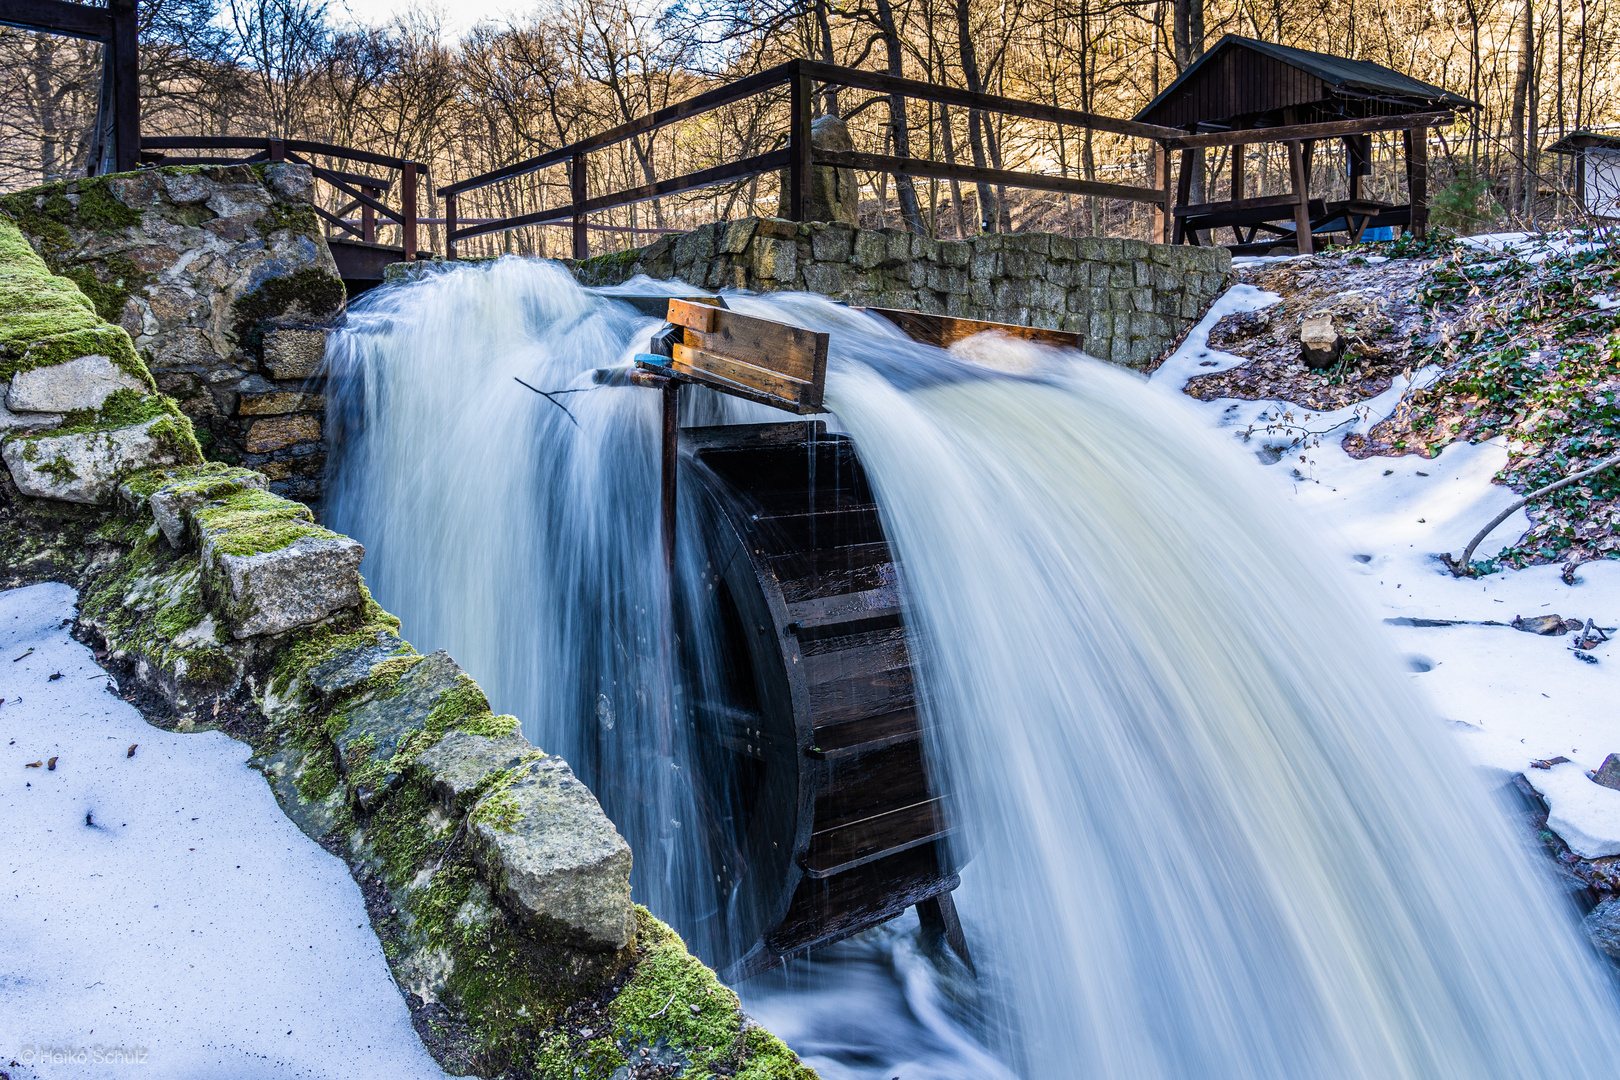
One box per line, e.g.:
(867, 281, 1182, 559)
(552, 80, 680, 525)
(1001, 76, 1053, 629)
(680, 421, 969, 980)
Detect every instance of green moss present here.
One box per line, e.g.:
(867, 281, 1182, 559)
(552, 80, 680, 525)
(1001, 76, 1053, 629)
(736, 1027, 819, 1080)
(230, 268, 345, 354)
(266, 586, 409, 698)
(14, 325, 151, 384)
(609, 908, 744, 1076)
(190, 486, 332, 557)
(20, 391, 202, 466)
(38, 455, 78, 483)
(60, 252, 147, 322)
(256, 201, 319, 238)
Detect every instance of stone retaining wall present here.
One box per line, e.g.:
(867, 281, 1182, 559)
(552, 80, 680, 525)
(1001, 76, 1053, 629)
(1, 165, 342, 502)
(0, 211, 815, 1080)
(570, 216, 1233, 369)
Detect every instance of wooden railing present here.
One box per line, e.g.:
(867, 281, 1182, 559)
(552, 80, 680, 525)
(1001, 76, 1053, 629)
(139, 137, 430, 259)
(438, 58, 1190, 260)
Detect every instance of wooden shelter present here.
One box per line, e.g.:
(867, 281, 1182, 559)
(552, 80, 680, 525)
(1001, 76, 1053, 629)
(1135, 36, 1480, 254)
(1547, 131, 1620, 220)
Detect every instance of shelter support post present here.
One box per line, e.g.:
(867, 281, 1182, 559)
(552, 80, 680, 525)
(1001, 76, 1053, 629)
(571, 153, 588, 259)
(1345, 134, 1372, 200)
(1287, 140, 1314, 255)
(1151, 144, 1173, 243)
(917, 892, 974, 971)
(108, 0, 138, 173)
(1230, 146, 1246, 243)
(444, 193, 457, 259)
(1173, 148, 1195, 244)
(1404, 128, 1430, 239)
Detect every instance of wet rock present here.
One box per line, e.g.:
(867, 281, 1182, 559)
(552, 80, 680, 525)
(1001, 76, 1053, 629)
(262, 328, 327, 380)
(1513, 614, 1568, 635)
(1593, 754, 1620, 792)
(3, 416, 191, 504)
(305, 632, 412, 703)
(330, 650, 464, 809)
(6, 354, 149, 413)
(1584, 897, 1620, 958)
(469, 755, 635, 951)
(1299, 314, 1344, 369)
(416, 729, 542, 816)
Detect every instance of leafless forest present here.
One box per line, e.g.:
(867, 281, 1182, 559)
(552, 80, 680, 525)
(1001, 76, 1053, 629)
(2, 0, 1616, 255)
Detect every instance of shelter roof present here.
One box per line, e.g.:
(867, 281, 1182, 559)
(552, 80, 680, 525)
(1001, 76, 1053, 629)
(1133, 35, 1480, 130)
(1547, 130, 1620, 154)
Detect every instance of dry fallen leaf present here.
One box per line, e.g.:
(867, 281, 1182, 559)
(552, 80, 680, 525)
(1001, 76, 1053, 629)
(127, 744, 138, 758)
(24, 760, 42, 768)
(47, 757, 57, 771)
(47, 672, 62, 682)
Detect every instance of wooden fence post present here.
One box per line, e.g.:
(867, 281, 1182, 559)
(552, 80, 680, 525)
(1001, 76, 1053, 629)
(1172, 147, 1195, 244)
(1287, 139, 1314, 255)
(402, 163, 418, 261)
(108, 0, 138, 172)
(788, 63, 813, 222)
(572, 153, 588, 259)
(268, 139, 286, 163)
(445, 192, 457, 260)
(1404, 128, 1430, 239)
(361, 187, 377, 243)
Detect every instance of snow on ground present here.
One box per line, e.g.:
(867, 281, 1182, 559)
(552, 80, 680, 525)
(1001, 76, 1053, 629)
(0, 582, 446, 1079)
(1150, 277, 1620, 859)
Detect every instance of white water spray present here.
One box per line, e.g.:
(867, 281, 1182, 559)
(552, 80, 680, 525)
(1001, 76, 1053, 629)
(327, 259, 1620, 1078)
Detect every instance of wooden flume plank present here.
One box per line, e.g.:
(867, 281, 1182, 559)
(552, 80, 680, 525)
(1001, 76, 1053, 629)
(859, 307, 1083, 350)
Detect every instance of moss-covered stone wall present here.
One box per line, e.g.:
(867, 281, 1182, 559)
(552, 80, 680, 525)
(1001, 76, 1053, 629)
(2, 165, 343, 502)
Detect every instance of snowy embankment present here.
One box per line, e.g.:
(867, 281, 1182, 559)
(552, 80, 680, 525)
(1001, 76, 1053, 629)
(1152, 274, 1620, 860)
(0, 582, 446, 1079)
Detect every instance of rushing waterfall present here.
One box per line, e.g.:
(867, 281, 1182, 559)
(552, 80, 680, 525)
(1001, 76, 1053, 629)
(326, 257, 1620, 1079)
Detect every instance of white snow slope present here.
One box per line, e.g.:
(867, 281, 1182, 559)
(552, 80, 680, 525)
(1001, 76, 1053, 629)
(0, 582, 447, 1079)
(1151, 268, 1620, 860)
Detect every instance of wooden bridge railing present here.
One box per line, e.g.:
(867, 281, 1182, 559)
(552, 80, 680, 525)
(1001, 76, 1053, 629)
(139, 137, 429, 259)
(438, 58, 1190, 261)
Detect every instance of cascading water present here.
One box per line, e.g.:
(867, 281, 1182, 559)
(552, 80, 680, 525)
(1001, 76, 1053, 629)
(325, 257, 1620, 1078)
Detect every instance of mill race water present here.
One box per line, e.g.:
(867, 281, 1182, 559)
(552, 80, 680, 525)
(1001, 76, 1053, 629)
(324, 256, 1620, 1079)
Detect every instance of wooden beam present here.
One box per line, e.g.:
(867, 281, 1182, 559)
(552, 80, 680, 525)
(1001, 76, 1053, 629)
(1173, 148, 1195, 244)
(857, 307, 1082, 350)
(1167, 111, 1454, 150)
(667, 298, 718, 334)
(798, 60, 1183, 142)
(0, 0, 112, 40)
(571, 153, 587, 259)
(1174, 192, 1301, 217)
(401, 163, 418, 261)
(1287, 140, 1314, 255)
(1404, 128, 1430, 239)
(815, 150, 1165, 204)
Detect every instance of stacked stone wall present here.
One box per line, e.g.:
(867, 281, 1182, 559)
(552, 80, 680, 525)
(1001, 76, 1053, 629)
(570, 216, 1233, 369)
(1, 165, 343, 502)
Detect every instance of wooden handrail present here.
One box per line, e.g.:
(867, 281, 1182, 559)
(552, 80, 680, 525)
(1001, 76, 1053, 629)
(139, 136, 428, 260)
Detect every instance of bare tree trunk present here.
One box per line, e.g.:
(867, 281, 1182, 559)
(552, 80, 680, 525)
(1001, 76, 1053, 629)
(1509, 0, 1533, 217)
(939, 102, 968, 239)
(874, 0, 926, 232)
(954, 0, 995, 232)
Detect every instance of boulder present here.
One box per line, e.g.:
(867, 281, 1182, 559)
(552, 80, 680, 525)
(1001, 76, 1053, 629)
(416, 729, 542, 816)
(1584, 897, 1620, 958)
(469, 755, 635, 951)
(263, 328, 328, 380)
(774, 115, 859, 226)
(3, 416, 191, 504)
(6, 354, 148, 412)
(330, 650, 465, 809)
(1299, 315, 1344, 369)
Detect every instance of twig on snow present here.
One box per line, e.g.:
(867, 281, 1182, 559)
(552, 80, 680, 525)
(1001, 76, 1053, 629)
(1445, 450, 1620, 576)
